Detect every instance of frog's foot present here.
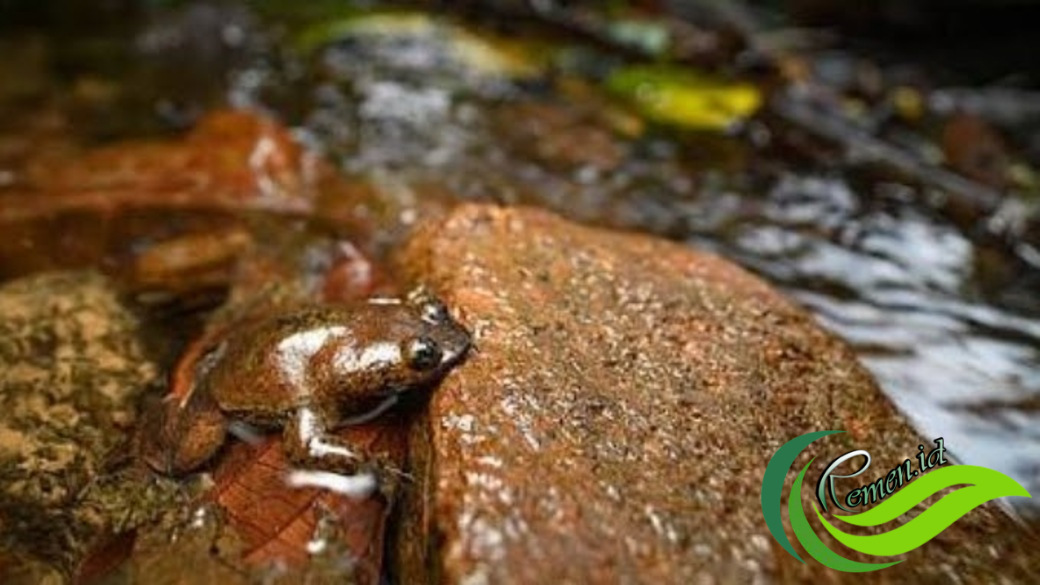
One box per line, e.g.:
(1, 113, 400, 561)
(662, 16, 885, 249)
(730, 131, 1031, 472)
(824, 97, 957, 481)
(284, 408, 408, 497)
(367, 459, 414, 500)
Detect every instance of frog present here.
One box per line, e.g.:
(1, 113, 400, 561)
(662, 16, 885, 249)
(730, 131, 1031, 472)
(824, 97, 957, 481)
(142, 286, 471, 485)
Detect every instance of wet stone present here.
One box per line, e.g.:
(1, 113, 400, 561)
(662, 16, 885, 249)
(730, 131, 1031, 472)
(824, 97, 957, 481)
(0, 271, 180, 576)
(395, 204, 1040, 584)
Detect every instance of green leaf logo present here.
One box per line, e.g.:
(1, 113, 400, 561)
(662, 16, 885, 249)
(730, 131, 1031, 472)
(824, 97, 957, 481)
(761, 431, 1032, 572)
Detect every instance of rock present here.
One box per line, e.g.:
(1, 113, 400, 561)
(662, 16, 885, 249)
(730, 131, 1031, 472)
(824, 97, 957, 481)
(0, 271, 184, 578)
(0, 109, 379, 281)
(941, 112, 1010, 191)
(494, 102, 627, 173)
(394, 204, 1040, 583)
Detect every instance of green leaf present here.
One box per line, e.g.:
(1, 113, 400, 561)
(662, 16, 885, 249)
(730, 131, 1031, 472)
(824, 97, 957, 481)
(607, 65, 761, 130)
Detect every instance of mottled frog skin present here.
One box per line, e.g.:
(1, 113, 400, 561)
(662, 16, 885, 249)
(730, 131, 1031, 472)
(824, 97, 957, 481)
(143, 286, 470, 480)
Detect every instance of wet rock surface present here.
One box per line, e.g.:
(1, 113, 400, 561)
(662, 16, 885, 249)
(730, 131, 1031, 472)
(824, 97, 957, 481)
(0, 270, 183, 578)
(395, 204, 1040, 584)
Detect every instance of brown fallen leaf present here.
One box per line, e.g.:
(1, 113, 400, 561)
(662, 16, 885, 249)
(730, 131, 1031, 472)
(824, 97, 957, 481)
(209, 416, 409, 584)
(73, 531, 137, 584)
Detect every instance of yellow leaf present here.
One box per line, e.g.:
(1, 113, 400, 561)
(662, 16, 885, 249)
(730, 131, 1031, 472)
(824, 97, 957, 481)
(607, 65, 761, 130)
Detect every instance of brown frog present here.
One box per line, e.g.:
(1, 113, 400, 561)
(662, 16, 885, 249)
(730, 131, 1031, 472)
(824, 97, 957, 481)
(143, 286, 470, 483)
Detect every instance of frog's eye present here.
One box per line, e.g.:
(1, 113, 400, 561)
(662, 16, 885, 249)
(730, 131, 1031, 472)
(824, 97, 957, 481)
(406, 336, 442, 371)
(420, 300, 451, 324)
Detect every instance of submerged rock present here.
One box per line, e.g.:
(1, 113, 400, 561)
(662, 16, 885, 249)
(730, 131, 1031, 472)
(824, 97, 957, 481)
(394, 204, 1040, 583)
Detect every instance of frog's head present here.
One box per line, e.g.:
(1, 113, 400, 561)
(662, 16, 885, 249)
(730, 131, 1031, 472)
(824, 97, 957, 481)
(356, 286, 471, 391)
(400, 285, 471, 374)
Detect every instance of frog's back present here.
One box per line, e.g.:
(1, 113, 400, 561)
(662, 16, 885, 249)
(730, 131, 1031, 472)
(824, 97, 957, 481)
(198, 294, 471, 425)
(204, 307, 352, 419)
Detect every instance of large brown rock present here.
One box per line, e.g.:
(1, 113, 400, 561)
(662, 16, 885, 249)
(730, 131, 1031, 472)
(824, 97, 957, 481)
(395, 204, 1040, 584)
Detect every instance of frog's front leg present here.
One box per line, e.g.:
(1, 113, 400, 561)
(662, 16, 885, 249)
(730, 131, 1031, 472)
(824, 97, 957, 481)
(283, 407, 364, 471)
(283, 407, 404, 493)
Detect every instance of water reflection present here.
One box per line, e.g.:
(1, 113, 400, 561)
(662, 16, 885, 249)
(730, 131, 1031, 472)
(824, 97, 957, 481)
(712, 174, 1040, 510)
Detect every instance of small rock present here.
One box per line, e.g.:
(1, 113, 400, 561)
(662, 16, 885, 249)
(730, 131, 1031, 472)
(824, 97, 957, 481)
(942, 112, 1010, 191)
(0, 271, 181, 577)
(395, 204, 1040, 583)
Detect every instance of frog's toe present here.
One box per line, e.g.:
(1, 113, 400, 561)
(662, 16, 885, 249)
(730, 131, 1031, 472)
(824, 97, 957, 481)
(371, 468, 403, 501)
(364, 458, 410, 499)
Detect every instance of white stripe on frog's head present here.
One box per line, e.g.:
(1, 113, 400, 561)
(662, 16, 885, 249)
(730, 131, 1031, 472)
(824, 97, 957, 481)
(332, 340, 402, 374)
(275, 326, 349, 386)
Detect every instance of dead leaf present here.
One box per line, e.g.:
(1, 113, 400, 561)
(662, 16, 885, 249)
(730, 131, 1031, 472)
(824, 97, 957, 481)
(209, 416, 409, 584)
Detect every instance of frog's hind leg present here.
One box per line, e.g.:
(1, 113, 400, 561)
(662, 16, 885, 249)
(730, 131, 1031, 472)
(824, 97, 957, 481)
(141, 388, 229, 475)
